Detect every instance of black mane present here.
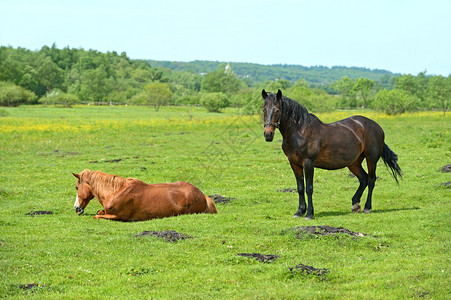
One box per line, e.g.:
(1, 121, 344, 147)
(279, 95, 321, 126)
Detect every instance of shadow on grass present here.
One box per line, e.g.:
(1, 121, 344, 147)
(371, 207, 421, 214)
(315, 206, 420, 218)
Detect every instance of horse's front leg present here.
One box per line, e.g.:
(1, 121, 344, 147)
(94, 214, 124, 221)
(290, 162, 306, 218)
(304, 159, 315, 220)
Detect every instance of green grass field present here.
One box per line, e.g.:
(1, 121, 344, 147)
(0, 106, 449, 299)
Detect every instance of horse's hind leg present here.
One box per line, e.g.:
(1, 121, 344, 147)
(348, 159, 368, 213)
(364, 159, 378, 213)
(304, 159, 315, 220)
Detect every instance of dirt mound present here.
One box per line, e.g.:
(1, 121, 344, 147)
(237, 253, 279, 263)
(292, 226, 367, 238)
(26, 211, 53, 216)
(289, 264, 329, 277)
(209, 194, 235, 204)
(136, 230, 192, 242)
(440, 164, 451, 173)
(18, 283, 41, 290)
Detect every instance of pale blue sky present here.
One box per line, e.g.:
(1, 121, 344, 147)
(1, 0, 450, 75)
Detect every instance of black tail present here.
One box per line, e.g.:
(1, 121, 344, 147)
(381, 144, 403, 183)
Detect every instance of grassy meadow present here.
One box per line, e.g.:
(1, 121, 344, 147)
(0, 105, 449, 299)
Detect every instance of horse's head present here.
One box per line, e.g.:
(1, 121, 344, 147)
(262, 89, 282, 142)
(72, 172, 94, 215)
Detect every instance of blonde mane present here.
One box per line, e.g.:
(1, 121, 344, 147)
(80, 170, 127, 198)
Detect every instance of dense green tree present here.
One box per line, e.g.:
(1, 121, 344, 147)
(79, 65, 113, 103)
(331, 76, 354, 97)
(264, 79, 292, 92)
(376, 74, 396, 91)
(287, 85, 335, 112)
(395, 73, 428, 104)
(36, 55, 65, 94)
(395, 74, 419, 94)
(331, 76, 358, 107)
(372, 89, 420, 115)
(353, 77, 375, 107)
(19, 65, 40, 95)
(201, 64, 243, 95)
(428, 75, 450, 116)
(130, 81, 172, 111)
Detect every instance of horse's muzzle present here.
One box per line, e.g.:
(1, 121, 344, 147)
(264, 127, 275, 142)
(75, 206, 84, 215)
(263, 130, 274, 142)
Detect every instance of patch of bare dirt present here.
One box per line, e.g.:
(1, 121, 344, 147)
(18, 283, 41, 290)
(289, 264, 329, 277)
(237, 253, 279, 263)
(38, 150, 80, 157)
(136, 230, 192, 242)
(209, 194, 235, 204)
(277, 188, 296, 193)
(26, 211, 53, 216)
(292, 226, 367, 238)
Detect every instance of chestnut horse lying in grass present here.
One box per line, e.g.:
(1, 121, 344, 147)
(72, 170, 217, 221)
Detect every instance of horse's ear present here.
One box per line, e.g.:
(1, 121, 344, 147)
(72, 173, 80, 179)
(276, 89, 283, 101)
(262, 89, 268, 99)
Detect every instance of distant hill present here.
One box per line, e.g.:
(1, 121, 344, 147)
(146, 60, 398, 86)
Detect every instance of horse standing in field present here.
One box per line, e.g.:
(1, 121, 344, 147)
(72, 170, 217, 221)
(262, 89, 402, 220)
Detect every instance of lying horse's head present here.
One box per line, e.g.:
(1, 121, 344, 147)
(72, 172, 94, 215)
(262, 89, 282, 142)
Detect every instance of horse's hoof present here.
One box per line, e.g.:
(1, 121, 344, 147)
(304, 215, 314, 220)
(293, 213, 303, 218)
(363, 209, 371, 214)
(352, 204, 361, 213)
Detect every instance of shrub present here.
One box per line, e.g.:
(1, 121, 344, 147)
(0, 109, 9, 117)
(0, 81, 36, 107)
(39, 89, 80, 107)
(129, 82, 172, 111)
(241, 90, 263, 115)
(372, 89, 420, 115)
(201, 92, 229, 113)
(288, 86, 335, 113)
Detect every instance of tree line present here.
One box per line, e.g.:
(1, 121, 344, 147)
(0, 45, 449, 115)
(147, 60, 397, 89)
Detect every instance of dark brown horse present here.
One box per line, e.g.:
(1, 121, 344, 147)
(72, 170, 217, 221)
(262, 89, 402, 220)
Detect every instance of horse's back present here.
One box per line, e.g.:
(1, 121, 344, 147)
(312, 115, 385, 169)
(134, 181, 211, 218)
(333, 115, 384, 143)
